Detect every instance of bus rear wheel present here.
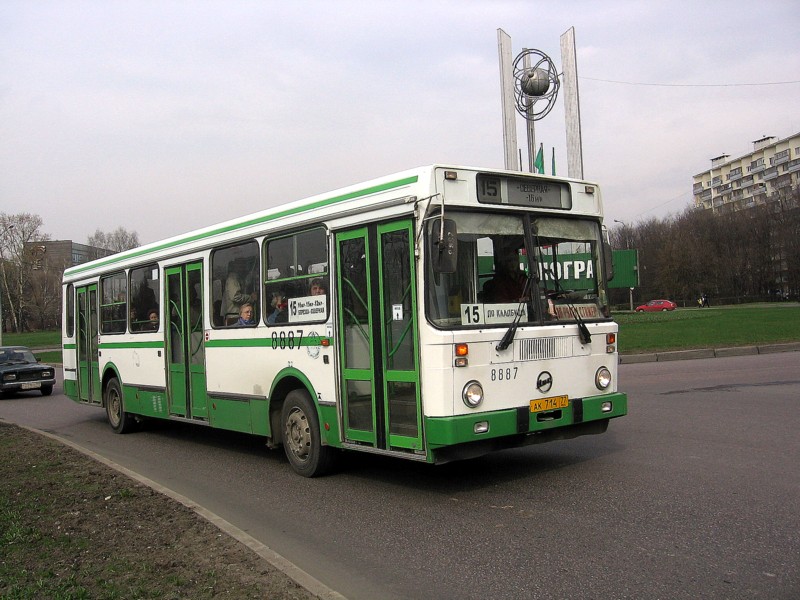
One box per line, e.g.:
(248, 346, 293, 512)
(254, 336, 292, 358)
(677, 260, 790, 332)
(281, 389, 334, 477)
(105, 378, 136, 434)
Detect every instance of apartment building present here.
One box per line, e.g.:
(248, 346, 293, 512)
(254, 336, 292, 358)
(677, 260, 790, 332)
(693, 132, 800, 213)
(22, 240, 113, 271)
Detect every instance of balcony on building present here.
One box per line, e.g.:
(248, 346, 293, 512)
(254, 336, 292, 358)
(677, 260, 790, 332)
(763, 166, 779, 180)
(774, 150, 790, 165)
(728, 166, 743, 181)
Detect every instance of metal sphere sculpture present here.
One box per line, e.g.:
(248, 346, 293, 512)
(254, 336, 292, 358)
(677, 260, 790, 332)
(512, 48, 560, 121)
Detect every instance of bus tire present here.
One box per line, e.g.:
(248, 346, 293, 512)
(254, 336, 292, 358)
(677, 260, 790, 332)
(41, 385, 53, 396)
(281, 389, 334, 477)
(105, 378, 136, 434)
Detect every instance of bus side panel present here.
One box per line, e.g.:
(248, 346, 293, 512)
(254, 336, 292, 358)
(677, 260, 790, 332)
(318, 405, 341, 447)
(124, 385, 169, 418)
(62, 342, 79, 401)
(205, 339, 337, 437)
(63, 377, 78, 400)
(101, 343, 166, 415)
(208, 397, 253, 433)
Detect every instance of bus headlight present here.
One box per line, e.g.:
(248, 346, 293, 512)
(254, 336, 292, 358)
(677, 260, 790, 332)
(595, 367, 612, 390)
(462, 381, 484, 408)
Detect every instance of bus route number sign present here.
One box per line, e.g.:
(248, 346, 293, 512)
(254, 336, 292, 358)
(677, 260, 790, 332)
(476, 173, 570, 210)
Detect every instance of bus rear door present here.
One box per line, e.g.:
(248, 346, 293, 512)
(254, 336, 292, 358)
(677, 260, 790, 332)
(76, 284, 101, 404)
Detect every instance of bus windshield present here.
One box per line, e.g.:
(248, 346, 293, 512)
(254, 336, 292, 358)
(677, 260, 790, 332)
(425, 211, 610, 328)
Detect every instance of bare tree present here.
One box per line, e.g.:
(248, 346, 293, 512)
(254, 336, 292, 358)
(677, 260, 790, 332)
(87, 227, 140, 255)
(0, 213, 51, 333)
(28, 265, 62, 330)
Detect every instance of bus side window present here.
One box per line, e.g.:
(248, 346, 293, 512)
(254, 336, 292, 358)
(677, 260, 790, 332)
(264, 227, 328, 325)
(100, 272, 127, 334)
(211, 241, 260, 328)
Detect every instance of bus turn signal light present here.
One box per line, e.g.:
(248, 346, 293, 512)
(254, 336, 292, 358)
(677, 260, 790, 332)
(454, 344, 469, 367)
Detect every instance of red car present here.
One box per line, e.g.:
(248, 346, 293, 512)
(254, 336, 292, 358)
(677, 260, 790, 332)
(635, 299, 677, 312)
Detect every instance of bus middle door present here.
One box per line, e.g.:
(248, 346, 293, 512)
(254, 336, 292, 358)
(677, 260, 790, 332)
(164, 262, 208, 420)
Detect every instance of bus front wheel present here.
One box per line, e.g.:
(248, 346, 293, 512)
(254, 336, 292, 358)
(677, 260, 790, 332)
(105, 378, 136, 434)
(281, 389, 334, 477)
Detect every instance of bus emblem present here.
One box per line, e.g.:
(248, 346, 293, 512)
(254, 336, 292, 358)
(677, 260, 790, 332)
(537, 371, 553, 393)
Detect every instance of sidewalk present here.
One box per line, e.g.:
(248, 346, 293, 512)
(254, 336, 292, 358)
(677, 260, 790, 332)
(619, 341, 800, 364)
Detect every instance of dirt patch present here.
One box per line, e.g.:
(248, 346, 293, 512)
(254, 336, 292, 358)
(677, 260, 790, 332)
(0, 421, 318, 599)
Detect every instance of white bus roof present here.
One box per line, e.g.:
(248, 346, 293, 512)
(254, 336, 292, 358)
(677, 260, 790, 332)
(63, 164, 598, 281)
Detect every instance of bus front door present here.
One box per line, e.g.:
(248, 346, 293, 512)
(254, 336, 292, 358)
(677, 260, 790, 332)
(76, 284, 101, 404)
(335, 220, 422, 452)
(164, 262, 208, 420)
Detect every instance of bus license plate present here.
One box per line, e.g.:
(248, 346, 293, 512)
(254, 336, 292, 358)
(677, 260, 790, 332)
(21, 382, 41, 390)
(530, 395, 569, 413)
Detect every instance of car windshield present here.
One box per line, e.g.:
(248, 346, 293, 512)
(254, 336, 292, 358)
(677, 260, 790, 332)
(0, 348, 37, 365)
(425, 211, 610, 328)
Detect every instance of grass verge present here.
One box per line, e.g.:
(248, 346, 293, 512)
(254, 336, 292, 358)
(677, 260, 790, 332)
(614, 304, 800, 353)
(0, 423, 315, 600)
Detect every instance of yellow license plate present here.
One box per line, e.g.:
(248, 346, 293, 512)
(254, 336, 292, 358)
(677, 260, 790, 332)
(530, 395, 569, 413)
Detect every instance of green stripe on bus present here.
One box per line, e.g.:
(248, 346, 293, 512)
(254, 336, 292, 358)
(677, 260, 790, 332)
(63, 343, 77, 349)
(206, 337, 330, 348)
(64, 175, 419, 276)
(98, 341, 165, 350)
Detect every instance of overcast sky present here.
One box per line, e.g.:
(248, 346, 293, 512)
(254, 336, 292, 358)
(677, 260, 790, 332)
(2, 1, 799, 245)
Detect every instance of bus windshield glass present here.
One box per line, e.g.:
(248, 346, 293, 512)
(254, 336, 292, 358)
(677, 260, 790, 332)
(425, 211, 610, 328)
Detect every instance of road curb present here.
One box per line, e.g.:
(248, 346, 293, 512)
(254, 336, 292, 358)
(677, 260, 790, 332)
(18, 425, 347, 600)
(620, 342, 799, 364)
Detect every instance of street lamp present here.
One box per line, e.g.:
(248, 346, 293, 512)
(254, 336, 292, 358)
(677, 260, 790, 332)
(0, 224, 14, 346)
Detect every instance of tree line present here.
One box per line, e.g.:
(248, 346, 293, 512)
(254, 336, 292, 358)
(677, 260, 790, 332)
(609, 187, 800, 307)
(0, 212, 139, 334)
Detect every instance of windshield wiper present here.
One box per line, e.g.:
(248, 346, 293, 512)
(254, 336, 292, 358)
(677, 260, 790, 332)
(496, 275, 533, 352)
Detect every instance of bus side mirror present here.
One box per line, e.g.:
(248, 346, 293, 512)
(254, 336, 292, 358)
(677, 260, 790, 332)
(604, 242, 615, 282)
(430, 219, 458, 274)
(601, 226, 614, 282)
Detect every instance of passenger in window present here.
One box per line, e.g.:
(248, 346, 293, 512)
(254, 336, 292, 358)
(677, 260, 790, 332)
(310, 278, 327, 296)
(267, 291, 288, 324)
(135, 281, 156, 318)
(143, 309, 159, 331)
(236, 303, 256, 326)
(221, 259, 257, 325)
(130, 307, 140, 332)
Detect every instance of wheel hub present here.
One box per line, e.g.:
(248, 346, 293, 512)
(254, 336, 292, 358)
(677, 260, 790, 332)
(285, 408, 310, 461)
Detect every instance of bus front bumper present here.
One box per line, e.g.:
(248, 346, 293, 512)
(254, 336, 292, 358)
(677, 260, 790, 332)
(425, 392, 627, 463)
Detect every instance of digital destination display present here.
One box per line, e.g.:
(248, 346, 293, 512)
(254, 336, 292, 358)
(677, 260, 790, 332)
(476, 173, 571, 209)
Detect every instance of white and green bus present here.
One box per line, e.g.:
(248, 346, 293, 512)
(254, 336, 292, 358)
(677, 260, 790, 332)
(61, 165, 627, 476)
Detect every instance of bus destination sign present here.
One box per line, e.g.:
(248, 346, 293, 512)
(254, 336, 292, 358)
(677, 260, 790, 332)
(476, 174, 571, 210)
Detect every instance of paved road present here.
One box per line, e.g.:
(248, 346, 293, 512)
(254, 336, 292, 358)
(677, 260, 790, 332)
(2, 352, 798, 599)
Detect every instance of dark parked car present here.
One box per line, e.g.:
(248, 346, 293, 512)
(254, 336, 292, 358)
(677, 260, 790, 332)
(635, 299, 677, 312)
(0, 346, 56, 397)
